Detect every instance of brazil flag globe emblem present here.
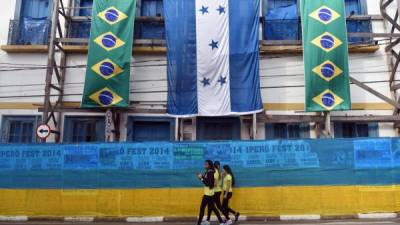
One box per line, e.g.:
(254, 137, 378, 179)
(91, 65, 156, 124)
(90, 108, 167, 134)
(91, 59, 124, 80)
(311, 32, 342, 52)
(309, 6, 340, 25)
(94, 32, 125, 51)
(89, 87, 123, 107)
(313, 89, 344, 111)
(312, 60, 343, 82)
(98, 6, 128, 25)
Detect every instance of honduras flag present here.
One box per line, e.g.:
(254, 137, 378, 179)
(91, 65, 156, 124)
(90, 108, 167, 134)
(164, 0, 263, 116)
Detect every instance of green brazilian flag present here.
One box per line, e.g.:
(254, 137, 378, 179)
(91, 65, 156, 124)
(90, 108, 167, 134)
(81, 0, 136, 108)
(301, 0, 351, 112)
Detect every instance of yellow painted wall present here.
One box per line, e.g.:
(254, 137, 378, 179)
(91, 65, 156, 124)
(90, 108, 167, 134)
(1, 186, 399, 216)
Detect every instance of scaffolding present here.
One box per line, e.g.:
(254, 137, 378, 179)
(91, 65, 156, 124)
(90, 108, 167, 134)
(381, 0, 400, 126)
(40, 0, 400, 142)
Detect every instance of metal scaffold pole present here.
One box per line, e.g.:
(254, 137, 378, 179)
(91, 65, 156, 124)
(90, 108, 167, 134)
(380, 0, 400, 131)
(42, 0, 71, 142)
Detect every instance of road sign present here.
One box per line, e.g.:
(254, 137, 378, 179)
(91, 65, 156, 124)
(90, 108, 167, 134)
(36, 124, 51, 140)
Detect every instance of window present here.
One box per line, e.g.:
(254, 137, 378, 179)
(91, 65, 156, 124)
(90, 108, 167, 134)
(9, 0, 51, 45)
(70, 0, 165, 40)
(63, 116, 105, 143)
(197, 117, 241, 141)
(263, 0, 372, 44)
(264, 0, 299, 41)
(266, 123, 310, 139)
(1, 116, 41, 143)
(70, 0, 93, 39)
(345, 0, 372, 44)
(334, 122, 378, 138)
(127, 117, 175, 141)
(135, 0, 165, 39)
(77, 0, 93, 16)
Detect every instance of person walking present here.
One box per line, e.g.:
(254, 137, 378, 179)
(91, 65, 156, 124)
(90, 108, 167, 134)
(205, 161, 224, 225)
(196, 160, 225, 225)
(222, 165, 240, 224)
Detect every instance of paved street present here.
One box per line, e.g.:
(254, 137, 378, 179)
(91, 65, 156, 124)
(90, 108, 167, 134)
(0, 220, 399, 225)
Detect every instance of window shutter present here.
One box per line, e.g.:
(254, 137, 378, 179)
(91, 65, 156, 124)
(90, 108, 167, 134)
(367, 123, 379, 137)
(334, 122, 343, 138)
(299, 123, 310, 139)
(95, 119, 105, 142)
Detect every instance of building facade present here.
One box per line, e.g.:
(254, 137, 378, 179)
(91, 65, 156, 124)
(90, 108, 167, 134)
(0, 0, 397, 143)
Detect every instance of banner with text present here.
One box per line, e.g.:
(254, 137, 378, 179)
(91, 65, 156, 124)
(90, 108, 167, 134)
(2, 139, 400, 189)
(81, 0, 135, 108)
(301, 0, 351, 112)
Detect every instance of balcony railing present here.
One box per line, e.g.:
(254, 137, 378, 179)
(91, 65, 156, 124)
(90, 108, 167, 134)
(7, 18, 51, 45)
(5, 15, 373, 47)
(68, 19, 165, 41)
(263, 16, 374, 45)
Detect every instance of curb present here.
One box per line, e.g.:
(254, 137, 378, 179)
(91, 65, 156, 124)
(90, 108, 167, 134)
(357, 213, 398, 219)
(64, 217, 95, 222)
(127, 217, 164, 223)
(0, 216, 28, 222)
(280, 215, 321, 221)
(0, 213, 399, 222)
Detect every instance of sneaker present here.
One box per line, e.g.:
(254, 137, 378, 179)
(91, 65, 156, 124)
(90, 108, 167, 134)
(234, 213, 240, 222)
(202, 221, 210, 225)
(225, 219, 233, 225)
(219, 223, 227, 225)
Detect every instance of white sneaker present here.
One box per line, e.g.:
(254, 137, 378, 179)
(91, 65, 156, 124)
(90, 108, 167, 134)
(202, 221, 210, 225)
(225, 219, 233, 225)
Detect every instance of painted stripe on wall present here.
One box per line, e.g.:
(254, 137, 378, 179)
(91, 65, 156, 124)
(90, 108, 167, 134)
(2, 168, 400, 189)
(0, 186, 399, 216)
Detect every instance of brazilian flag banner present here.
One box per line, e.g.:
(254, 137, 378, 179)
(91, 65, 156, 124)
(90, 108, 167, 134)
(301, 0, 351, 112)
(81, 0, 136, 108)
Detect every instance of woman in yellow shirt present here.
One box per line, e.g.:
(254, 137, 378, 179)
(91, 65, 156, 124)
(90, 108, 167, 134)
(196, 160, 225, 225)
(206, 161, 224, 224)
(222, 165, 240, 224)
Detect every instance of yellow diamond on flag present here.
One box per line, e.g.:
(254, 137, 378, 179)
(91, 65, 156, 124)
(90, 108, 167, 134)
(89, 87, 123, 107)
(94, 32, 125, 51)
(312, 60, 343, 82)
(309, 6, 340, 25)
(312, 89, 344, 111)
(311, 32, 342, 53)
(98, 6, 128, 25)
(92, 59, 124, 80)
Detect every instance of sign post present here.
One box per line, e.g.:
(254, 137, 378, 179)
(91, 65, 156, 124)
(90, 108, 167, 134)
(105, 109, 113, 142)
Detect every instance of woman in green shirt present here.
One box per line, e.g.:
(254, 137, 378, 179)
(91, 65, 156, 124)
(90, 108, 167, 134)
(222, 165, 240, 224)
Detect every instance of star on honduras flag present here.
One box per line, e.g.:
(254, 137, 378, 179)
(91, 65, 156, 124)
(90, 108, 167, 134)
(164, 0, 263, 116)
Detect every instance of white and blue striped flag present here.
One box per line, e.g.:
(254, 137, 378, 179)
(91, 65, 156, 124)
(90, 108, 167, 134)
(164, 0, 263, 116)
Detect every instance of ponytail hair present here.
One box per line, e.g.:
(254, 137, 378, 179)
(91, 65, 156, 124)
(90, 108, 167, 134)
(223, 165, 235, 187)
(214, 161, 220, 170)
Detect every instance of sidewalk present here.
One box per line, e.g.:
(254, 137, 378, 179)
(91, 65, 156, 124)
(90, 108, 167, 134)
(0, 218, 399, 225)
